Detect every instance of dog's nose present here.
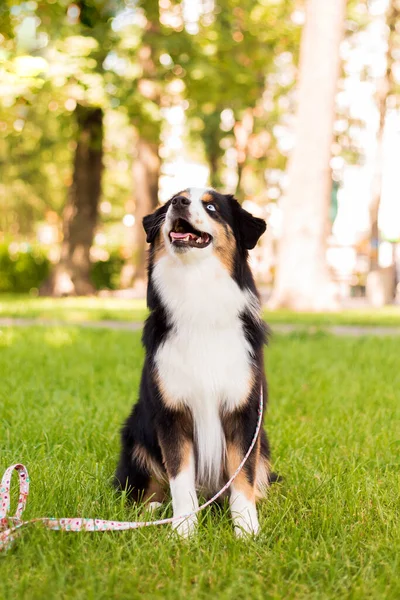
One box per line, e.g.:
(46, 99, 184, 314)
(171, 195, 191, 208)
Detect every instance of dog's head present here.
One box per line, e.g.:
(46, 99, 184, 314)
(143, 188, 266, 268)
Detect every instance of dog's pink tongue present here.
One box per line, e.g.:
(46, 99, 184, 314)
(170, 232, 192, 240)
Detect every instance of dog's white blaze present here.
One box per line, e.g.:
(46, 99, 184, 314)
(170, 449, 198, 537)
(186, 187, 214, 237)
(230, 487, 259, 537)
(187, 187, 213, 206)
(163, 188, 214, 256)
(153, 251, 254, 489)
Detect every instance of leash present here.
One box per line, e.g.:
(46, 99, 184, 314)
(0, 388, 263, 552)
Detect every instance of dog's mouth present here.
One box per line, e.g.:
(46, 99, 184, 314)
(169, 218, 212, 249)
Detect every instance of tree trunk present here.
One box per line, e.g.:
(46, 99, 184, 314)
(131, 137, 160, 281)
(120, 0, 161, 286)
(41, 106, 103, 296)
(235, 162, 244, 198)
(369, 0, 397, 272)
(269, 0, 346, 311)
(209, 151, 220, 189)
(234, 109, 253, 198)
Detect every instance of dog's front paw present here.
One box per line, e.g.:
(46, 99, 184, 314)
(233, 512, 260, 538)
(230, 492, 260, 538)
(147, 501, 163, 513)
(172, 513, 197, 538)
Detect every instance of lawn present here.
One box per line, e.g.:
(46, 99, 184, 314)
(1, 293, 400, 327)
(0, 295, 148, 323)
(1, 326, 399, 599)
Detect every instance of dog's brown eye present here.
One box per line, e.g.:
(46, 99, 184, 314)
(206, 204, 216, 212)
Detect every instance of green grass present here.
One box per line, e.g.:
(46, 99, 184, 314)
(0, 295, 148, 323)
(264, 306, 400, 327)
(1, 327, 399, 599)
(1, 293, 400, 327)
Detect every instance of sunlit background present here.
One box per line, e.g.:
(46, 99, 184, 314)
(1, 0, 400, 309)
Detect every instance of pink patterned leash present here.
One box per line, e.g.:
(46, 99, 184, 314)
(0, 389, 263, 553)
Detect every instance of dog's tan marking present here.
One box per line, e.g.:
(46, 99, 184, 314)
(133, 444, 167, 483)
(155, 373, 184, 410)
(143, 476, 167, 503)
(212, 220, 236, 274)
(180, 439, 192, 470)
(201, 191, 213, 203)
(226, 442, 255, 501)
(255, 453, 270, 500)
(160, 438, 193, 480)
(252, 434, 268, 501)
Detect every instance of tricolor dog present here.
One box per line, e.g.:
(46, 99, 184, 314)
(115, 188, 272, 537)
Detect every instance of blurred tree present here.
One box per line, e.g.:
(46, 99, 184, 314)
(130, 137, 160, 281)
(42, 0, 118, 295)
(0, 1, 75, 238)
(185, 0, 297, 197)
(129, 0, 162, 283)
(270, 0, 346, 311)
(42, 105, 104, 295)
(369, 0, 399, 272)
(115, 0, 192, 283)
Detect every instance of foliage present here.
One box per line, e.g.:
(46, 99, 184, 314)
(0, 0, 132, 240)
(0, 245, 126, 293)
(183, 0, 300, 193)
(0, 244, 50, 292)
(1, 327, 399, 598)
(90, 250, 125, 290)
(0, 0, 301, 244)
(0, 0, 389, 294)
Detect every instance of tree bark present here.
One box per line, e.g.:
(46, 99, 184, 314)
(209, 150, 220, 189)
(369, 0, 397, 272)
(121, 0, 161, 285)
(131, 137, 160, 281)
(234, 109, 253, 198)
(41, 106, 103, 296)
(269, 0, 346, 311)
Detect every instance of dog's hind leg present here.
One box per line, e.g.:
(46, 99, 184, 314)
(143, 476, 166, 509)
(114, 429, 151, 502)
(255, 428, 271, 500)
(115, 434, 167, 506)
(115, 396, 167, 503)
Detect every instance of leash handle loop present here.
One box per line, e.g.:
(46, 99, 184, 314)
(0, 463, 30, 552)
(0, 463, 30, 522)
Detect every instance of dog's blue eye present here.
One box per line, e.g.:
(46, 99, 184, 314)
(206, 204, 216, 212)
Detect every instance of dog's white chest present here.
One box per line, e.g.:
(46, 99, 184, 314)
(156, 320, 251, 409)
(153, 255, 253, 407)
(153, 255, 254, 486)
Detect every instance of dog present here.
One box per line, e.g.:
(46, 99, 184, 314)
(115, 188, 271, 537)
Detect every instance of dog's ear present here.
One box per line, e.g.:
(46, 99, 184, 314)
(143, 202, 170, 244)
(227, 195, 266, 250)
